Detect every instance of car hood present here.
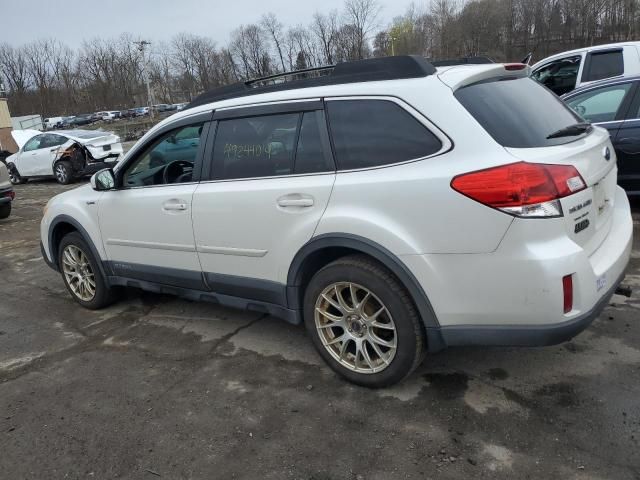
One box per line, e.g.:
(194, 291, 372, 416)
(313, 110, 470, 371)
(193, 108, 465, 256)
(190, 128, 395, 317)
(11, 129, 41, 149)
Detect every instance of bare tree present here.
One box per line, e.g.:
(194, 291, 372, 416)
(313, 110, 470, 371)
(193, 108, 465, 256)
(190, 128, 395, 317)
(261, 13, 287, 71)
(343, 0, 382, 59)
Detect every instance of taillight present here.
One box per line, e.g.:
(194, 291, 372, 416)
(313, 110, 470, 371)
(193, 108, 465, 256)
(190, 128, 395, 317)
(504, 63, 527, 71)
(562, 275, 573, 313)
(2, 191, 14, 201)
(451, 162, 586, 218)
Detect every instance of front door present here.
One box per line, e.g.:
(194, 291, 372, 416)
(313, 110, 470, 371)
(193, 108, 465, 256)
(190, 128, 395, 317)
(98, 120, 209, 289)
(18, 134, 56, 176)
(192, 107, 336, 302)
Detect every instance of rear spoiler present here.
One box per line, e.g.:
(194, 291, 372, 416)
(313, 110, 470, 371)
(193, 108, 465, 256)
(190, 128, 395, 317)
(429, 56, 494, 67)
(437, 63, 531, 91)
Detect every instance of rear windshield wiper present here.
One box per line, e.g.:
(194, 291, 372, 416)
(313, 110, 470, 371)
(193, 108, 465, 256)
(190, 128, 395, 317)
(546, 122, 592, 139)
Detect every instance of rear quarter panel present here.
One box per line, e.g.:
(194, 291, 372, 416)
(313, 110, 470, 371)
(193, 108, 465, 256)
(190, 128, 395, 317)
(316, 79, 517, 255)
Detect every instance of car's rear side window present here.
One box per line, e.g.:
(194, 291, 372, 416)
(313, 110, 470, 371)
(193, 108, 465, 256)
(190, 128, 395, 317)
(326, 100, 442, 170)
(455, 77, 583, 148)
(210, 110, 334, 180)
(582, 50, 624, 82)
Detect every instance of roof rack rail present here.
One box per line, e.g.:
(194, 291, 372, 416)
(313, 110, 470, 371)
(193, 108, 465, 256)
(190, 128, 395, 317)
(186, 55, 436, 110)
(428, 56, 494, 67)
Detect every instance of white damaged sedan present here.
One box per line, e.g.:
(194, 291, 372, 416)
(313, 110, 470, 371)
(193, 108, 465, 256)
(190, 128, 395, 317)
(5, 129, 123, 185)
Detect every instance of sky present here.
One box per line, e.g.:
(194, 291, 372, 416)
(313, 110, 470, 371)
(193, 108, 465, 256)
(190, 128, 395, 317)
(0, 0, 416, 49)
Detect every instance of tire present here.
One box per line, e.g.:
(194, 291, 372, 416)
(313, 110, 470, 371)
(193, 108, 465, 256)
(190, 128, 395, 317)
(58, 232, 118, 309)
(54, 160, 73, 185)
(7, 164, 27, 185)
(0, 203, 10, 219)
(303, 254, 425, 388)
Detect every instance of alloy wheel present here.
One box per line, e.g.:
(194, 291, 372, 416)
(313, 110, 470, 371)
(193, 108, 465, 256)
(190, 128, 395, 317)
(314, 282, 397, 374)
(55, 164, 67, 183)
(61, 245, 96, 301)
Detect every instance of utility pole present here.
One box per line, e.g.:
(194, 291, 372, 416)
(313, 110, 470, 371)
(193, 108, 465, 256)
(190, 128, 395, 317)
(391, 35, 397, 56)
(134, 40, 154, 120)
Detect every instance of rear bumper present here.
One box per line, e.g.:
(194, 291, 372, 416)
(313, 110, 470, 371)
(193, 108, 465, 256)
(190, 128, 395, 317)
(403, 186, 633, 350)
(436, 270, 624, 347)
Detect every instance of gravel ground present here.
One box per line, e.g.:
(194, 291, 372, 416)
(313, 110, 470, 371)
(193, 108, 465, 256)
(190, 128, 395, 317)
(0, 180, 639, 479)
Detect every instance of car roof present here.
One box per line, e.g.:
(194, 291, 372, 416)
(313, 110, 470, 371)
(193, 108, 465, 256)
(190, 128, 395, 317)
(532, 41, 640, 68)
(562, 74, 640, 98)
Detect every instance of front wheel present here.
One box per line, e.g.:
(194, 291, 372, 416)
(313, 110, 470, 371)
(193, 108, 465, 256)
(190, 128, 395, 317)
(54, 160, 73, 185)
(58, 232, 117, 309)
(7, 164, 27, 185)
(304, 255, 425, 388)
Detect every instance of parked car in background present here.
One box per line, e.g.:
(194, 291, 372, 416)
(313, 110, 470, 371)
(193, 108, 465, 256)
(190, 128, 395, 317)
(175, 103, 188, 111)
(39, 57, 632, 387)
(72, 114, 94, 126)
(563, 75, 640, 195)
(101, 111, 119, 121)
(5, 129, 122, 185)
(531, 42, 640, 96)
(61, 116, 76, 127)
(152, 104, 171, 113)
(135, 107, 150, 116)
(44, 117, 64, 130)
(0, 160, 14, 219)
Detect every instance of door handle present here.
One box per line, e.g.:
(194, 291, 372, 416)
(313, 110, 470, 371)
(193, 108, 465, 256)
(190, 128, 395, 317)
(617, 138, 640, 155)
(162, 199, 188, 211)
(277, 194, 314, 208)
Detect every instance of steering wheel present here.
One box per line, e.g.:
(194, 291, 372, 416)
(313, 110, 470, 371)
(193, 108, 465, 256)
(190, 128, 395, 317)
(162, 160, 194, 184)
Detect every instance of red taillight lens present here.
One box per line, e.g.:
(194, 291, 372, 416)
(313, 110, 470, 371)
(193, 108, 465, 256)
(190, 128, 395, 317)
(451, 162, 586, 217)
(2, 191, 14, 201)
(562, 275, 573, 313)
(504, 63, 527, 71)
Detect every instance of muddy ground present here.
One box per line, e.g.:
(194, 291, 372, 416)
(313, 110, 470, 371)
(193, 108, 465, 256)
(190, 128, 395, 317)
(1, 180, 639, 479)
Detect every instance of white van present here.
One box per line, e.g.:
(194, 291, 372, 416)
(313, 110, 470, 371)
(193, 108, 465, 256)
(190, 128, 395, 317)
(531, 42, 640, 95)
(44, 117, 63, 130)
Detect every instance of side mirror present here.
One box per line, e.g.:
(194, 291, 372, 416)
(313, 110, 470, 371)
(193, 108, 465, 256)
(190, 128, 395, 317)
(91, 168, 116, 191)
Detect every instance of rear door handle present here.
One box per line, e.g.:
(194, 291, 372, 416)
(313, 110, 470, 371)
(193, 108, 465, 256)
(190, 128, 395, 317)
(277, 194, 314, 208)
(162, 199, 188, 211)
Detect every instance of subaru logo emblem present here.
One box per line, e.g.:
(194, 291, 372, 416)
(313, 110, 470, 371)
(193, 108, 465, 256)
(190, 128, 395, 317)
(603, 146, 611, 161)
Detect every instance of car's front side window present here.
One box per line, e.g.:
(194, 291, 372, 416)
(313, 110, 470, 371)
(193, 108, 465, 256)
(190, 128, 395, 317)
(123, 123, 204, 187)
(531, 55, 582, 95)
(566, 83, 633, 123)
(23, 136, 43, 152)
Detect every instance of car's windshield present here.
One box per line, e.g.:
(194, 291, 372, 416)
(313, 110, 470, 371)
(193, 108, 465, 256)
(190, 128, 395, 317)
(455, 76, 584, 148)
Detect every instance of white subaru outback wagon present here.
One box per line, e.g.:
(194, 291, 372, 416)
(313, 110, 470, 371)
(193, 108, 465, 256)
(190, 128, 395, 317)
(40, 56, 633, 387)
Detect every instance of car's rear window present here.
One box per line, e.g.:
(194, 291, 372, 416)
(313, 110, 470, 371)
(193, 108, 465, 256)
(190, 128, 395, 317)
(455, 76, 583, 148)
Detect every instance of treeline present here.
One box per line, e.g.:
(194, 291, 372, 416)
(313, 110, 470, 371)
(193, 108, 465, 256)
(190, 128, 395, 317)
(1, 0, 639, 117)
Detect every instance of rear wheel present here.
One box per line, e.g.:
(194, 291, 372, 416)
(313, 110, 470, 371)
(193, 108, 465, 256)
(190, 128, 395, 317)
(0, 203, 10, 219)
(7, 164, 27, 185)
(54, 160, 73, 185)
(304, 255, 425, 387)
(58, 232, 117, 309)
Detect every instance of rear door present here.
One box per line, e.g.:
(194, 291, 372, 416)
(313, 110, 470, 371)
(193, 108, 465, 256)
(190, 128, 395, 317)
(579, 48, 625, 88)
(191, 101, 335, 300)
(610, 80, 640, 193)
